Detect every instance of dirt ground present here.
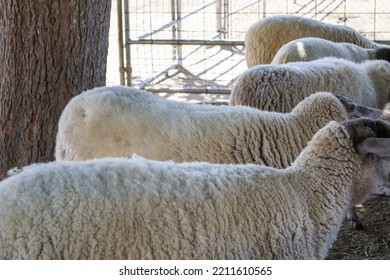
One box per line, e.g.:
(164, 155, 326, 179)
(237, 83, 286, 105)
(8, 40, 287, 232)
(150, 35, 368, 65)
(326, 196, 390, 260)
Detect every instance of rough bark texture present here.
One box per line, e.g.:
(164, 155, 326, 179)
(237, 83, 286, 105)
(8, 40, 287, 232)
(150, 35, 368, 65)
(0, 0, 112, 178)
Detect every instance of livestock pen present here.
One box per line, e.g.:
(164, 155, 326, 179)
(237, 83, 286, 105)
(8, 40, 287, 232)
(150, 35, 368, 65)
(111, 0, 390, 97)
(104, 0, 390, 260)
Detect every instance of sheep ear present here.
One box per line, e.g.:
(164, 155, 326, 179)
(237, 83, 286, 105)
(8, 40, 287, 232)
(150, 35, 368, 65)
(357, 138, 390, 157)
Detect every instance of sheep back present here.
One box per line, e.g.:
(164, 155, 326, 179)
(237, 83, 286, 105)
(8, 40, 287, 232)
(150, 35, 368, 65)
(230, 57, 390, 112)
(271, 37, 375, 64)
(245, 15, 382, 67)
(56, 87, 348, 168)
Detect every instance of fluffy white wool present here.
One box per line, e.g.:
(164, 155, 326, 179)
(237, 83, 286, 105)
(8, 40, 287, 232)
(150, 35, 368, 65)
(2, 118, 390, 259)
(56, 88, 349, 168)
(271, 37, 385, 64)
(245, 15, 388, 67)
(231, 57, 390, 112)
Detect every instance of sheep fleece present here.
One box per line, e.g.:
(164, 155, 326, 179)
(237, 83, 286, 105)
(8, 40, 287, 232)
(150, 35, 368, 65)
(231, 57, 390, 112)
(56, 87, 346, 168)
(271, 37, 376, 64)
(0, 122, 362, 259)
(245, 15, 383, 66)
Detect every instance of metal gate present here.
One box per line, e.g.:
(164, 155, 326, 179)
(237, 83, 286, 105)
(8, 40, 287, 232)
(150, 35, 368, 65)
(116, 0, 390, 94)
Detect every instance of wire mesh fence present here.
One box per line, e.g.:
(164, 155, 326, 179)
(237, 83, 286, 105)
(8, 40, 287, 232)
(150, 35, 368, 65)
(119, 0, 390, 94)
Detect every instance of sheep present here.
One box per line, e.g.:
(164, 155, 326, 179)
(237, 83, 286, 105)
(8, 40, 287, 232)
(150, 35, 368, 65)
(245, 15, 389, 67)
(271, 37, 390, 65)
(230, 57, 390, 113)
(1, 118, 390, 260)
(55, 86, 382, 230)
(55, 86, 382, 170)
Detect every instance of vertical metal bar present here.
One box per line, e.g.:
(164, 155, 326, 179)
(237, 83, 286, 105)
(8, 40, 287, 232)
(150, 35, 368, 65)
(216, 0, 222, 39)
(223, 0, 229, 39)
(263, 0, 266, 18)
(117, 0, 125, 85)
(374, 0, 377, 40)
(343, 0, 347, 25)
(171, 0, 177, 60)
(176, 0, 183, 66)
(286, 0, 288, 14)
(123, 0, 132, 86)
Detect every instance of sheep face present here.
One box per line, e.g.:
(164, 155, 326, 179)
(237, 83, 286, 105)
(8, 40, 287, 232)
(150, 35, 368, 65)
(335, 95, 383, 119)
(373, 106, 390, 196)
(346, 119, 390, 205)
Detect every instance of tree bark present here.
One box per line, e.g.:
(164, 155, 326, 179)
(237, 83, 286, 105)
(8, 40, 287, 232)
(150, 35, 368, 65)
(0, 0, 112, 178)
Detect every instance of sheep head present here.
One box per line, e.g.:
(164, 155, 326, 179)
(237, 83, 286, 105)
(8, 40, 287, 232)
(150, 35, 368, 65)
(335, 95, 383, 119)
(341, 118, 390, 207)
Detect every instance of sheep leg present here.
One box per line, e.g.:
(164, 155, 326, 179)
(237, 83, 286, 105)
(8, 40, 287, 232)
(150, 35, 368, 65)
(346, 206, 363, 230)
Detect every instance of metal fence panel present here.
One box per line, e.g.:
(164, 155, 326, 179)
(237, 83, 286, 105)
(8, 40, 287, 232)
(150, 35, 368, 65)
(118, 0, 390, 94)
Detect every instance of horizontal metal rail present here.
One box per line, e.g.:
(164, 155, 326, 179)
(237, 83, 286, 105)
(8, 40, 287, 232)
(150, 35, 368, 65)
(136, 33, 225, 90)
(129, 38, 388, 48)
(142, 86, 232, 94)
(128, 38, 245, 46)
(377, 40, 390, 45)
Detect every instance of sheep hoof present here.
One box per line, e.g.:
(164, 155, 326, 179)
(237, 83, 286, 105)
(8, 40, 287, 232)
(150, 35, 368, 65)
(352, 221, 364, 231)
(347, 206, 364, 231)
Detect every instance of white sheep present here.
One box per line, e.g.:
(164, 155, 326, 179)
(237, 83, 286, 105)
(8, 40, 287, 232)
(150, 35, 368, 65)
(55, 86, 381, 170)
(230, 57, 390, 112)
(271, 37, 390, 64)
(1, 118, 390, 259)
(245, 15, 389, 67)
(55, 87, 382, 230)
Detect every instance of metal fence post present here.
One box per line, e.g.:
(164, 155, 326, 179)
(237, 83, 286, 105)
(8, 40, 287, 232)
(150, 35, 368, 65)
(176, 0, 183, 66)
(124, 0, 132, 86)
(223, 0, 229, 39)
(216, 0, 222, 38)
(117, 0, 125, 85)
(171, 0, 177, 61)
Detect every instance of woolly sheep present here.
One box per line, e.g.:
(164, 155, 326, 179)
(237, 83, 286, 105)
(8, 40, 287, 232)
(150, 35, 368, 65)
(245, 15, 389, 67)
(55, 87, 382, 230)
(1, 118, 390, 260)
(271, 37, 390, 64)
(55, 86, 382, 169)
(230, 57, 390, 112)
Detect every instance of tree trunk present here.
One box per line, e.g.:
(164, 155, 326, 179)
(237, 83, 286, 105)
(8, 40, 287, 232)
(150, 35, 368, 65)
(0, 0, 112, 178)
